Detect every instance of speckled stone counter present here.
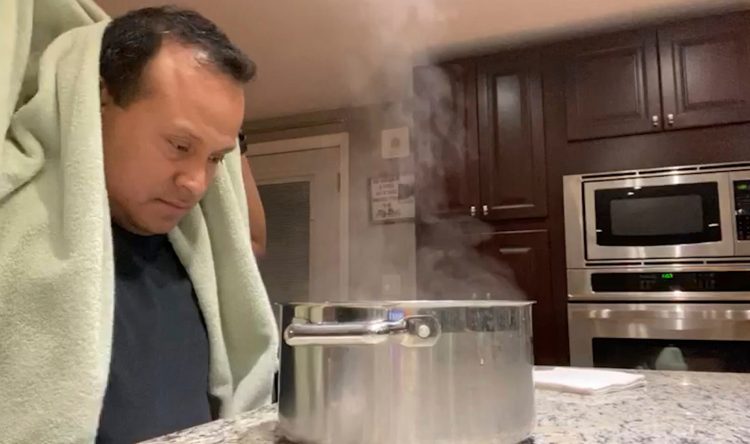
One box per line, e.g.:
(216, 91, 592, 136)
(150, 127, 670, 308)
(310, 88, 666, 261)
(144, 369, 750, 444)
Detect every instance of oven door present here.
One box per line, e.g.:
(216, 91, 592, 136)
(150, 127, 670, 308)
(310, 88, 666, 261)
(584, 172, 734, 260)
(569, 302, 750, 372)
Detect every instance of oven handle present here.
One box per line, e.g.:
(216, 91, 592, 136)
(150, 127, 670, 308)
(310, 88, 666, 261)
(571, 304, 750, 322)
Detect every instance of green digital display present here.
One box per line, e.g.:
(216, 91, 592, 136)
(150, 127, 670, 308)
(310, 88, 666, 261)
(661, 273, 674, 279)
(738, 183, 749, 191)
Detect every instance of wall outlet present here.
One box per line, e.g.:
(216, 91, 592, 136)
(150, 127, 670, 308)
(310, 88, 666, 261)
(381, 274, 402, 297)
(381, 127, 410, 159)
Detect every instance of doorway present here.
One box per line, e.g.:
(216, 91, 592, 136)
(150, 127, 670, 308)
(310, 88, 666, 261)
(247, 133, 349, 304)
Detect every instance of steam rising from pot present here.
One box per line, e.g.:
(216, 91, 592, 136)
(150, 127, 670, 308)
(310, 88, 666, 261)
(339, 1, 525, 302)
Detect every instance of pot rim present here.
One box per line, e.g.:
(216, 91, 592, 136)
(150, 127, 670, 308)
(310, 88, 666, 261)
(275, 299, 535, 308)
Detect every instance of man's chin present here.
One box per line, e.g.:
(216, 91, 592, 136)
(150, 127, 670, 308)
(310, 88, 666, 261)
(148, 219, 182, 235)
(128, 216, 182, 236)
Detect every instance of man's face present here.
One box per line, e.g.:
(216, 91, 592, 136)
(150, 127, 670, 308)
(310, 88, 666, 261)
(101, 40, 245, 235)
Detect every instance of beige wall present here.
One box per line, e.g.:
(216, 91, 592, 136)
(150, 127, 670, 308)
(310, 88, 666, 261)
(246, 103, 417, 301)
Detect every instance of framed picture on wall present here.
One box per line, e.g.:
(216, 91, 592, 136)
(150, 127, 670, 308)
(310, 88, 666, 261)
(370, 174, 415, 223)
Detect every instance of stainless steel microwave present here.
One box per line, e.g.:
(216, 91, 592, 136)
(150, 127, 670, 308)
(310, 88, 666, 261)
(564, 162, 750, 267)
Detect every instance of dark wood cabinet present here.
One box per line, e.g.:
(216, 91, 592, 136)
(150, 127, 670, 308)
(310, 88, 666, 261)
(416, 225, 556, 364)
(563, 30, 662, 140)
(564, 12, 750, 140)
(477, 53, 548, 220)
(413, 61, 479, 221)
(659, 12, 750, 129)
(414, 53, 547, 222)
(479, 230, 555, 364)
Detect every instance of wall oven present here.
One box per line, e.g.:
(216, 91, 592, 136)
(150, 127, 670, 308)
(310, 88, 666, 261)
(568, 302, 750, 372)
(564, 162, 750, 373)
(566, 264, 750, 372)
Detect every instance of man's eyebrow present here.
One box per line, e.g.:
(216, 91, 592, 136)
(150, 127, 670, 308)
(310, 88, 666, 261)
(171, 123, 202, 142)
(214, 145, 237, 155)
(171, 122, 237, 154)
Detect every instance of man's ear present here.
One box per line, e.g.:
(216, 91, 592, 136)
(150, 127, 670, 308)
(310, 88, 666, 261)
(100, 78, 113, 109)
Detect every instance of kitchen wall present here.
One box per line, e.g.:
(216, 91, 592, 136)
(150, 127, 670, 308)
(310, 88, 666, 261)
(245, 103, 418, 301)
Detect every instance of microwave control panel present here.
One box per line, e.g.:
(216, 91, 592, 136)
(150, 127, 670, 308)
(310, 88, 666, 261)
(734, 180, 750, 241)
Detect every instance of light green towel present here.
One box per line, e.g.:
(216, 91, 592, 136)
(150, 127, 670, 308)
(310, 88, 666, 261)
(0, 1, 279, 442)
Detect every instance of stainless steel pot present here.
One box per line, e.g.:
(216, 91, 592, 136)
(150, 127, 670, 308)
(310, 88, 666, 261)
(277, 300, 535, 444)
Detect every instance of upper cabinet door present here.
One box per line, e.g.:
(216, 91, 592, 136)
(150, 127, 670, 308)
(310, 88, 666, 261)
(477, 52, 547, 220)
(413, 61, 480, 221)
(564, 30, 662, 140)
(659, 12, 750, 130)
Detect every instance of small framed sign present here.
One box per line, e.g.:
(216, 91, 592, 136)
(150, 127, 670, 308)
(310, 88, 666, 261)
(370, 174, 415, 222)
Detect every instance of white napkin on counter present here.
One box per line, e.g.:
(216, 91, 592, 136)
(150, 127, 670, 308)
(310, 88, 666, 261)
(534, 367, 645, 395)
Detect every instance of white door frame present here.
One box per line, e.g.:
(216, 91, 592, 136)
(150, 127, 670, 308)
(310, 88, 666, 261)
(247, 132, 350, 300)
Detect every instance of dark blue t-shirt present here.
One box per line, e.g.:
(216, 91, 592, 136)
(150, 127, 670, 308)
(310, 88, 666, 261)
(96, 224, 212, 443)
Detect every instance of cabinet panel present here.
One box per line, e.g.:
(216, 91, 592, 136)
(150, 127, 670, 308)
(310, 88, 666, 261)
(414, 62, 479, 221)
(416, 225, 556, 364)
(659, 12, 750, 129)
(478, 230, 555, 365)
(564, 30, 662, 140)
(478, 53, 547, 220)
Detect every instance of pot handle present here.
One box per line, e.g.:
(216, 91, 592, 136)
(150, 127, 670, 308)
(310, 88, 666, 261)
(284, 315, 440, 347)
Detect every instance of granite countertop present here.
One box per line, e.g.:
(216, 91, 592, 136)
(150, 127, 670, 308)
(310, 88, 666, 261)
(144, 369, 750, 444)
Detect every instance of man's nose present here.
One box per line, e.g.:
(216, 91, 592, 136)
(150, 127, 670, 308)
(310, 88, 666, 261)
(175, 160, 209, 198)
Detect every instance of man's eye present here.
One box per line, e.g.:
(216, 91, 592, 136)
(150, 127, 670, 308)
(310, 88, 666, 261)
(209, 155, 225, 164)
(170, 141, 189, 152)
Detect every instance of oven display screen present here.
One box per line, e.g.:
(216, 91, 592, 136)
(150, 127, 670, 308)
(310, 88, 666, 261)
(591, 271, 750, 292)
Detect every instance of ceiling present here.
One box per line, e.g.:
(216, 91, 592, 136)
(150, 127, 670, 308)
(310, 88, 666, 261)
(96, 0, 750, 120)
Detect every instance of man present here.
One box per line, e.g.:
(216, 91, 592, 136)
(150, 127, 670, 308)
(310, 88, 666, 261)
(96, 6, 266, 442)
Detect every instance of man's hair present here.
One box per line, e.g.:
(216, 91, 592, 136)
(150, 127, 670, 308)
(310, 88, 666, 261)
(100, 6, 255, 106)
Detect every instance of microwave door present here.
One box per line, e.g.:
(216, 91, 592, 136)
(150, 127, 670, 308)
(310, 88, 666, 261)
(584, 172, 734, 260)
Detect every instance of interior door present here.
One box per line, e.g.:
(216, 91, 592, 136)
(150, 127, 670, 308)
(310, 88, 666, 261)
(249, 147, 341, 304)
